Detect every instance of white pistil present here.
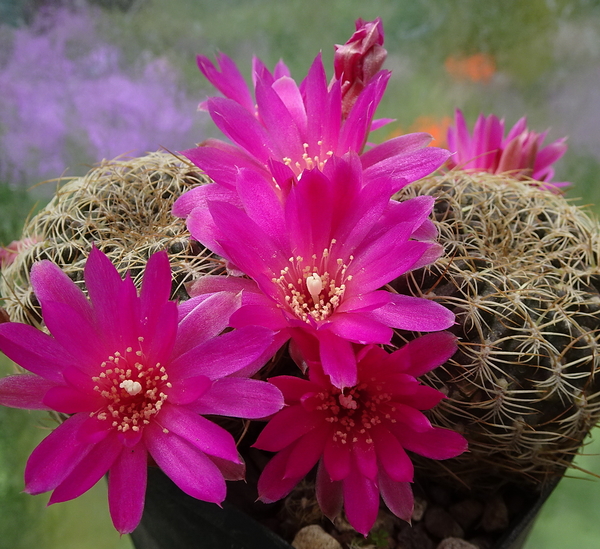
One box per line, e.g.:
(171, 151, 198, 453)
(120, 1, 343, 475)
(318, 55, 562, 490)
(306, 273, 323, 304)
(120, 379, 143, 396)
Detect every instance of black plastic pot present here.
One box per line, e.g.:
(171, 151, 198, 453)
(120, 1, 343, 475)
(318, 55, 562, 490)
(130, 468, 561, 549)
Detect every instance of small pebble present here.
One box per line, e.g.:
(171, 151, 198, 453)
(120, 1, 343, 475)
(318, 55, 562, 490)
(449, 499, 483, 530)
(481, 495, 509, 533)
(397, 523, 435, 549)
(425, 506, 465, 539)
(436, 538, 479, 549)
(291, 525, 343, 549)
(412, 496, 428, 522)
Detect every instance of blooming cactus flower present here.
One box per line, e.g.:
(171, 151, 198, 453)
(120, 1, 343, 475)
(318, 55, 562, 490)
(181, 28, 449, 196)
(446, 109, 569, 189)
(334, 17, 387, 118)
(0, 247, 284, 534)
(184, 154, 454, 388)
(254, 332, 468, 536)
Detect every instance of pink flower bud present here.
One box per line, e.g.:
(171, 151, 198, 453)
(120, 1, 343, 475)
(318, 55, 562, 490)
(334, 18, 387, 117)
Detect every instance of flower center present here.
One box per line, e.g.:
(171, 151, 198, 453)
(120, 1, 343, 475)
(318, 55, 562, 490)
(271, 240, 353, 323)
(311, 382, 395, 446)
(282, 141, 334, 174)
(90, 336, 172, 433)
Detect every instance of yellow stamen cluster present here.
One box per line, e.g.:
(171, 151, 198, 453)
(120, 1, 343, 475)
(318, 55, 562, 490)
(90, 336, 172, 434)
(282, 141, 334, 173)
(271, 240, 353, 323)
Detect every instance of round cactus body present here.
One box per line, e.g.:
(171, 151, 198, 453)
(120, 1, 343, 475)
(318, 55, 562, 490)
(0, 151, 221, 326)
(396, 171, 600, 490)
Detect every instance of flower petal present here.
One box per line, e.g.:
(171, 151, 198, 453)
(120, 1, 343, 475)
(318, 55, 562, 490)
(24, 413, 94, 495)
(315, 459, 343, 521)
(0, 374, 55, 410)
(379, 470, 413, 523)
(342, 464, 380, 536)
(48, 432, 121, 504)
(369, 294, 455, 331)
(187, 377, 284, 418)
(108, 442, 148, 534)
(144, 422, 227, 504)
(157, 403, 240, 463)
(0, 323, 74, 382)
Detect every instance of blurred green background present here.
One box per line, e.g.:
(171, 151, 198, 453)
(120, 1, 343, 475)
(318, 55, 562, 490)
(2, 0, 600, 548)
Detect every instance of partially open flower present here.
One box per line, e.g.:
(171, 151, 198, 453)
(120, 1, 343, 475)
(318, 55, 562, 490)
(446, 109, 568, 190)
(254, 333, 468, 536)
(0, 247, 283, 533)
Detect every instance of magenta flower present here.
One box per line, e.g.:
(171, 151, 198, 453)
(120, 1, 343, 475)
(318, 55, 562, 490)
(184, 154, 454, 389)
(181, 39, 449, 196)
(334, 18, 387, 118)
(0, 248, 283, 534)
(446, 109, 569, 189)
(254, 332, 468, 536)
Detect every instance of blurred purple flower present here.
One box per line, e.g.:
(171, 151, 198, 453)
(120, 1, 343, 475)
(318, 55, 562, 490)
(0, 7, 201, 185)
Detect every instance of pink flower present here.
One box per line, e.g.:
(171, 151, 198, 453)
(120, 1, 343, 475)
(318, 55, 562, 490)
(334, 18, 387, 118)
(185, 154, 454, 389)
(181, 44, 449, 196)
(0, 247, 283, 534)
(446, 109, 569, 189)
(0, 236, 40, 268)
(254, 333, 468, 536)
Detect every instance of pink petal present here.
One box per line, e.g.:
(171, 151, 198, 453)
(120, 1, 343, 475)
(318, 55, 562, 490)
(24, 413, 94, 495)
(139, 251, 172, 324)
(48, 432, 121, 504)
(169, 325, 274, 381)
(268, 376, 321, 404)
(208, 97, 276, 164)
(36, 300, 105, 371)
(187, 377, 284, 418)
(31, 260, 94, 327)
(257, 444, 301, 503)
(369, 294, 455, 331)
(144, 422, 227, 504)
(0, 374, 55, 410)
(352, 439, 378, 480)
(379, 470, 413, 523)
(197, 53, 255, 113)
(254, 405, 321, 452)
(0, 322, 74, 383)
(42, 385, 103, 413)
(373, 425, 413, 482)
(84, 246, 128, 344)
(317, 330, 357, 388)
(323, 436, 351, 481)
(255, 77, 303, 158)
(157, 403, 240, 463)
(236, 168, 287, 247)
(342, 465, 380, 536)
(283, 427, 329, 480)
(390, 424, 468, 460)
(108, 442, 148, 534)
(172, 292, 242, 359)
(388, 331, 457, 377)
(360, 132, 433, 168)
(329, 312, 392, 344)
(167, 375, 212, 405)
(315, 460, 343, 521)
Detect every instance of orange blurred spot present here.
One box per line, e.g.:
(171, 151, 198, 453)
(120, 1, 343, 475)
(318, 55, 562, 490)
(444, 53, 496, 83)
(386, 116, 452, 148)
